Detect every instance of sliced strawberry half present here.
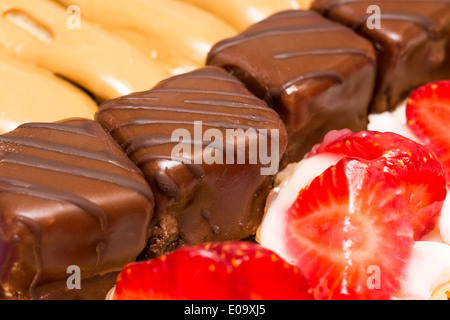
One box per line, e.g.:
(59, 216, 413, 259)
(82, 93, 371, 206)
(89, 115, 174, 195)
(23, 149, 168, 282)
(406, 80, 450, 186)
(112, 245, 249, 300)
(112, 241, 313, 300)
(200, 241, 314, 300)
(286, 158, 415, 300)
(307, 130, 447, 240)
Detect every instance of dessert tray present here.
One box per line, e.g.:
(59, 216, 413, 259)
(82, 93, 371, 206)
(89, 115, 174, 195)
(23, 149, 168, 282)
(0, 0, 449, 300)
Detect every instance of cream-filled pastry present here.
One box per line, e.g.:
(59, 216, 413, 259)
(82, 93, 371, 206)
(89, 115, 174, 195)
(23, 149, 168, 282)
(0, 48, 97, 133)
(177, 0, 313, 31)
(0, 0, 169, 101)
(54, 0, 238, 75)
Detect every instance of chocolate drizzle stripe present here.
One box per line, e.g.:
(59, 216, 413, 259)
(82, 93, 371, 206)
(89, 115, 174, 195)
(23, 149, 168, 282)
(93, 104, 275, 123)
(356, 13, 438, 33)
(122, 135, 230, 156)
(265, 10, 318, 21)
(111, 119, 255, 133)
(183, 99, 278, 115)
(122, 134, 180, 154)
(273, 47, 375, 63)
(154, 170, 181, 201)
(98, 90, 264, 115)
(135, 155, 205, 178)
(18, 122, 96, 137)
(168, 72, 244, 85)
(0, 153, 153, 202)
(99, 96, 159, 111)
(112, 96, 160, 102)
(140, 88, 264, 102)
(0, 177, 107, 231)
(281, 70, 345, 91)
(123, 127, 271, 159)
(208, 24, 348, 57)
(0, 135, 132, 171)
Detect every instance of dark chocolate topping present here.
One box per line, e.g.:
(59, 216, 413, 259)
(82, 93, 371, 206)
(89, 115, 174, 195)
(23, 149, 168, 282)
(207, 23, 349, 58)
(207, 10, 376, 98)
(0, 119, 154, 300)
(312, 0, 450, 112)
(97, 66, 287, 258)
(99, 67, 284, 163)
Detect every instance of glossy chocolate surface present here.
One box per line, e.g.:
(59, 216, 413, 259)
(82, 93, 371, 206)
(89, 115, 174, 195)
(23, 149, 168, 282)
(206, 10, 376, 166)
(0, 119, 154, 300)
(312, 0, 450, 112)
(97, 66, 287, 258)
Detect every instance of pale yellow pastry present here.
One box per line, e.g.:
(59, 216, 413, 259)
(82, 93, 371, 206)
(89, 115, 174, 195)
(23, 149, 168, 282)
(0, 48, 98, 134)
(0, 0, 169, 101)
(176, 0, 313, 31)
(54, 0, 238, 75)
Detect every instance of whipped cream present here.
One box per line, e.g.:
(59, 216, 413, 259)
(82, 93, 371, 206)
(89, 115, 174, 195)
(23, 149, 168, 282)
(368, 102, 419, 142)
(395, 241, 450, 300)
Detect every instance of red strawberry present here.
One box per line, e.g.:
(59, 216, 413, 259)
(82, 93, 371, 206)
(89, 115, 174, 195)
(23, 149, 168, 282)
(286, 158, 415, 300)
(112, 241, 313, 300)
(307, 130, 447, 240)
(200, 241, 314, 300)
(112, 245, 249, 300)
(406, 80, 450, 186)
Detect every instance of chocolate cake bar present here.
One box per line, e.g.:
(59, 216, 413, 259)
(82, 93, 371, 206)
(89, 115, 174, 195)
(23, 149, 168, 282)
(0, 120, 154, 300)
(96, 66, 287, 259)
(312, 0, 450, 113)
(206, 10, 376, 166)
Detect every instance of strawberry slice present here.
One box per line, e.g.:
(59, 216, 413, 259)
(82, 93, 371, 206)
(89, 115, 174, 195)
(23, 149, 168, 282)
(200, 241, 314, 300)
(406, 80, 450, 186)
(307, 130, 447, 240)
(112, 245, 249, 300)
(286, 158, 415, 300)
(112, 241, 313, 300)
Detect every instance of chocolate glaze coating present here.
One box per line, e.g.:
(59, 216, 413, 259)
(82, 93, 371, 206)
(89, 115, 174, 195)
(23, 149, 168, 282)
(312, 0, 450, 113)
(0, 120, 154, 300)
(206, 10, 376, 167)
(96, 66, 287, 258)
